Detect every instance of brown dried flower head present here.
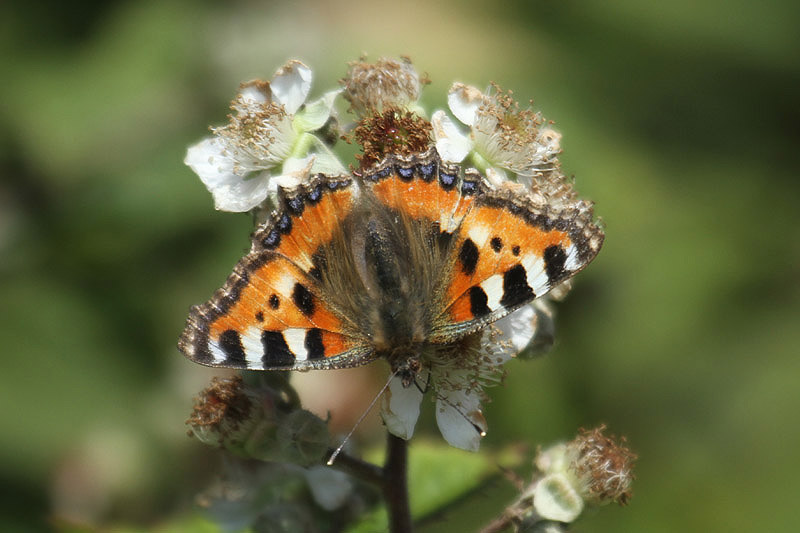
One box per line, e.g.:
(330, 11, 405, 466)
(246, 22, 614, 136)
(187, 376, 257, 445)
(570, 425, 636, 506)
(342, 57, 423, 116)
(353, 109, 432, 169)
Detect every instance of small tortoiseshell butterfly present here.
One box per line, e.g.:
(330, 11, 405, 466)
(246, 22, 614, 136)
(179, 149, 603, 383)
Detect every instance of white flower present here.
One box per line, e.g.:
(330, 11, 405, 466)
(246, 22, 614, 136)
(381, 305, 538, 451)
(185, 60, 345, 212)
(432, 83, 562, 186)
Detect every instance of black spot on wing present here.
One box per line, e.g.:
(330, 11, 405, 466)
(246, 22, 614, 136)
(292, 283, 315, 316)
(468, 286, 491, 317)
(269, 294, 280, 309)
(262, 228, 281, 249)
(219, 329, 246, 366)
(490, 237, 503, 253)
(543, 245, 568, 283)
(255, 311, 264, 322)
(305, 329, 325, 360)
(500, 264, 535, 308)
(512, 245, 520, 256)
(261, 331, 295, 366)
(459, 238, 479, 275)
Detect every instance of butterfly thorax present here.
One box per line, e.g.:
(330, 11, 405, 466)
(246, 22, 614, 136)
(314, 198, 453, 372)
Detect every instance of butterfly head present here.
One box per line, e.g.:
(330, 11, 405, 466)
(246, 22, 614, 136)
(393, 355, 423, 389)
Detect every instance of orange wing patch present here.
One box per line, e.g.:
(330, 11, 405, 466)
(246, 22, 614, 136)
(363, 151, 474, 233)
(256, 176, 356, 272)
(207, 255, 343, 340)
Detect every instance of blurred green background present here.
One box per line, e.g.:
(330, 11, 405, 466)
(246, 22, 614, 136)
(2, 0, 798, 531)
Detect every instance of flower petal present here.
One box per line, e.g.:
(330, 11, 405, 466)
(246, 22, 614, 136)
(294, 89, 342, 132)
(185, 137, 272, 212)
(237, 80, 271, 106)
(309, 151, 347, 175)
(435, 381, 486, 451)
(447, 83, 484, 126)
(495, 303, 538, 356)
(381, 374, 424, 440)
(211, 172, 271, 212)
(184, 137, 236, 187)
(303, 466, 353, 511)
(525, 300, 556, 357)
(271, 60, 312, 115)
(432, 110, 472, 163)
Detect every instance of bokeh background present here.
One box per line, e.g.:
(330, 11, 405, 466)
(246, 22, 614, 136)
(2, 0, 798, 531)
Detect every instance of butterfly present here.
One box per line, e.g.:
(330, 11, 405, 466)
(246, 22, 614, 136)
(179, 149, 603, 385)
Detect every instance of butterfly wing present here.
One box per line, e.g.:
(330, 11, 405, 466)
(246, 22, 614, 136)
(432, 186, 604, 340)
(362, 150, 603, 343)
(179, 175, 375, 370)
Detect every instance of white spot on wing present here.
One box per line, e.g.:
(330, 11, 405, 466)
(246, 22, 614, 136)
(208, 342, 227, 365)
(242, 327, 265, 367)
(284, 328, 308, 361)
(441, 211, 459, 232)
(480, 274, 504, 310)
(274, 272, 297, 296)
(522, 253, 550, 294)
(467, 224, 490, 246)
(564, 245, 581, 271)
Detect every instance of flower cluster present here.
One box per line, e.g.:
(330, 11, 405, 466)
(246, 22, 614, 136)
(185, 61, 344, 212)
(432, 83, 562, 187)
(184, 57, 592, 452)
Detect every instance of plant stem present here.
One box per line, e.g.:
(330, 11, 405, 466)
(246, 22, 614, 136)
(384, 433, 412, 533)
(325, 448, 384, 487)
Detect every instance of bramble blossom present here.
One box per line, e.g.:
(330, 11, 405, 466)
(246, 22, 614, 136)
(185, 60, 345, 212)
(432, 83, 562, 187)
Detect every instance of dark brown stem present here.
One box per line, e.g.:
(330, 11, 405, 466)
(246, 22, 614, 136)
(383, 433, 413, 533)
(325, 448, 384, 487)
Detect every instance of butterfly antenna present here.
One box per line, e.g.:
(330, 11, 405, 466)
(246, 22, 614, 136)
(327, 369, 398, 466)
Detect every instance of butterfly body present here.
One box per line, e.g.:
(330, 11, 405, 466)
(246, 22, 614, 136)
(179, 150, 603, 381)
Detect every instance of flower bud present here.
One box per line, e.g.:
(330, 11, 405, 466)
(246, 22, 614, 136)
(187, 375, 330, 466)
(342, 57, 423, 116)
(532, 425, 636, 522)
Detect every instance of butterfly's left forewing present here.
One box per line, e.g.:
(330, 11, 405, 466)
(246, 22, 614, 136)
(179, 175, 375, 370)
